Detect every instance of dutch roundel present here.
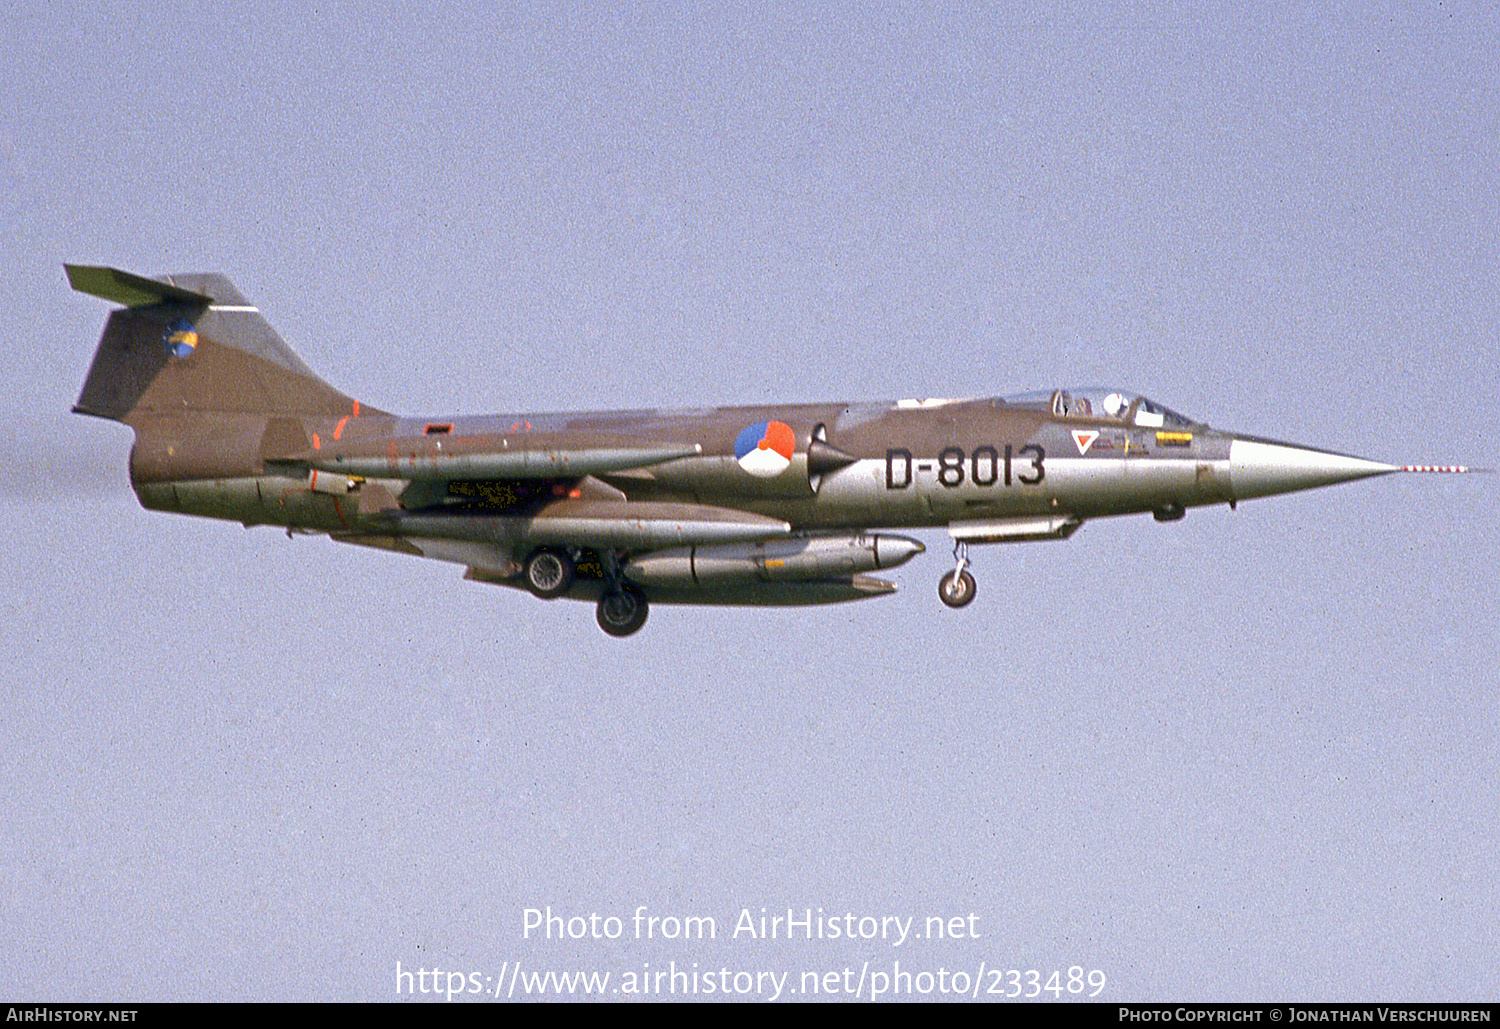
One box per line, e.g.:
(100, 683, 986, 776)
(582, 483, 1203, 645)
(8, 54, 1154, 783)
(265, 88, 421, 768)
(734, 420, 796, 478)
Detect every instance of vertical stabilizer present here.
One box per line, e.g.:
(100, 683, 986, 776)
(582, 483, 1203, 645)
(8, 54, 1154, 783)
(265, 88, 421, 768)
(68, 265, 378, 422)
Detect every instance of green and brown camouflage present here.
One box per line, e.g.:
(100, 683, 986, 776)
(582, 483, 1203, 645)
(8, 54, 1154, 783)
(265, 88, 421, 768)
(69, 265, 1473, 637)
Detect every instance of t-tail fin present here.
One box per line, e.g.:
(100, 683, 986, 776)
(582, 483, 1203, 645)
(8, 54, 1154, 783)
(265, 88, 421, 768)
(68, 265, 381, 422)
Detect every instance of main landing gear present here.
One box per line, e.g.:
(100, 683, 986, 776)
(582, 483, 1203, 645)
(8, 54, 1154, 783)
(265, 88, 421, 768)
(594, 548, 649, 638)
(524, 545, 650, 636)
(937, 540, 976, 609)
(524, 547, 575, 599)
(596, 581, 649, 637)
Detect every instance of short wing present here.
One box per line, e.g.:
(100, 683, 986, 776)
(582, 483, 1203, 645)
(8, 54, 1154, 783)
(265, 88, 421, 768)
(297, 439, 704, 480)
(273, 418, 801, 582)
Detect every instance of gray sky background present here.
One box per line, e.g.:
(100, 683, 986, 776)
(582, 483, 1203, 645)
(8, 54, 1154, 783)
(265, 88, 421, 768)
(2, 1, 1496, 1002)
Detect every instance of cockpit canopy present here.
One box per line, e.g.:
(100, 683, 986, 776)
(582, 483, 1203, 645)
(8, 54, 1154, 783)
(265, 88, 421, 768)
(1001, 388, 1196, 428)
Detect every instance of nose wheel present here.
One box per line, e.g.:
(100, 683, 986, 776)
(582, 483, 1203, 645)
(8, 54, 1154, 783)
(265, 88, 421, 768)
(937, 542, 976, 608)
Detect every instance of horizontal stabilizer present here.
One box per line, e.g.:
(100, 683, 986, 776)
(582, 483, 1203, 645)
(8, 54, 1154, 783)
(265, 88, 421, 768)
(65, 265, 212, 308)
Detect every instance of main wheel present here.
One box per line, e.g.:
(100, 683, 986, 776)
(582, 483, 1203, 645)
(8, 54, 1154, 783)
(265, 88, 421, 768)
(596, 583, 649, 637)
(937, 568, 977, 608)
(525, 548, 574, 599)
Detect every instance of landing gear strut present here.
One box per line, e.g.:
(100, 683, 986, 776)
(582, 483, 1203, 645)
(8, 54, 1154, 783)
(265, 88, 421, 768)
(937, 541, 976, 609)
(595, 550, 649, 637)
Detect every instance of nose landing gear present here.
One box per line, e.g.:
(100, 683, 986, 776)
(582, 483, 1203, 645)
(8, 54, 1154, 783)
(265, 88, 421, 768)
(937, 541, 976, 608)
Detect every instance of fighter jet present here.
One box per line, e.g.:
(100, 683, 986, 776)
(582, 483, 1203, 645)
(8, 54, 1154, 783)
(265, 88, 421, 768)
(67, 265, 1476, 637)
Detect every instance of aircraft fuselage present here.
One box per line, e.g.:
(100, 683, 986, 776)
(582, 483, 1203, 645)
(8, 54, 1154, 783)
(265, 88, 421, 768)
(70, 266, 1457, 636)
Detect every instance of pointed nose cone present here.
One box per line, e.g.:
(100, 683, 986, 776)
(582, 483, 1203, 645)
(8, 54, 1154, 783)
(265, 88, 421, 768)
(1229, 437, 1398, 501)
